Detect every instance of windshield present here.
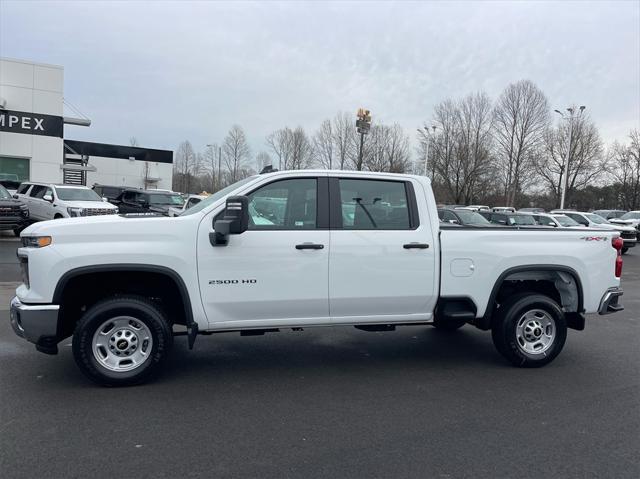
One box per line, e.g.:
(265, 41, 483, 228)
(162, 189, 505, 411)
(585, 213, 608, 224)
(55, 187, 102, 202)
(0, 184, 11, 199)
(508, 214, 536, 225)
(455, 210, 490, 225)
(554, 215, 580, 227)
(620, 212, 640, 220)
(181, 176, 258, 216)
(148, 193, 184, 206)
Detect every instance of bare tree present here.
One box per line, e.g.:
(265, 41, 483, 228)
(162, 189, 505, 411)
(493, 80, 550, 205)
(266, 127, 293, 170)
(222, 125, 251, 183)
(362, 123, 411, 173)
(173, 140, 199, 192)
(608, 130, 640, 210)
(419, 93, 494, 204)
(332, 112, 356, 169)
(536, 112, 605, 207)
(313, 119, 334, 169)
(289, 127, 314, 170)
(129, 137, 139, 147)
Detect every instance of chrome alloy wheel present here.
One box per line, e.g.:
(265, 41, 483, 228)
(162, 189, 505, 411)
(92, 316, 153, 372)
(515, 309, 556, 356)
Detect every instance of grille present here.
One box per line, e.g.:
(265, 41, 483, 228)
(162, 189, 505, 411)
(621, 231, 636, 240)
(0, 206, 21, 217)
(85, 208, 117, 216)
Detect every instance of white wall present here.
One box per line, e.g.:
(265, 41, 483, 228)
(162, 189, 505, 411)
(85, 156, 173, 190)
(0, 58, 64, 182)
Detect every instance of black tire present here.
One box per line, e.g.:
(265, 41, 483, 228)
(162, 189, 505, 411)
(433, 317, 466, 331)
(13, 228, 22, 237)
(72, 295, 173, 386)
(54, 214, 63, 219)
(491, 293, 567, 368)
(621, 247, 628, 255)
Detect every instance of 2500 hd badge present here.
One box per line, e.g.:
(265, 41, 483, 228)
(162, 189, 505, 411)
(209, 279, 257, 285)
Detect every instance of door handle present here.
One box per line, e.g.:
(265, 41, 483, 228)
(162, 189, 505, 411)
(403, 243, 429, 249)
(295, 243, 324, 250)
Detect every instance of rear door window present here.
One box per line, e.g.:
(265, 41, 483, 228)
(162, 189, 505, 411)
(338, 179, 411, 230)
(29, 185, 46, 198)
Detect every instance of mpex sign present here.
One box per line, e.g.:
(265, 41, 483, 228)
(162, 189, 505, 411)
(0, 109, 63, 138)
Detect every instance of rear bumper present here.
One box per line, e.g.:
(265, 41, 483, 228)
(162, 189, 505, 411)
(598, 288, 624, 315)
(9, 296, 60, 344)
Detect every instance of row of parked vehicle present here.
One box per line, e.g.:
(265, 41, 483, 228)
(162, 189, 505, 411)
(0, 180, 208, 236)
(437, 205, 640, 254)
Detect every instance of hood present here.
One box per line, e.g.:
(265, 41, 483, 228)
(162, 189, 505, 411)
(63, 200, 118, 210)
(0, 198, 26, 207)
(610, 218, 640, 227)
(148, 204, 172, 214)
(21, 211, 180, 237)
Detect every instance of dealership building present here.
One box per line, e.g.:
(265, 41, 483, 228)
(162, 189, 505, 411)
(0, 58, 173, 189)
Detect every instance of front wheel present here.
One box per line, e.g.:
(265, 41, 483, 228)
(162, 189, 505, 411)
(491, 293, 567, 367)
(72, 295, 173, 386)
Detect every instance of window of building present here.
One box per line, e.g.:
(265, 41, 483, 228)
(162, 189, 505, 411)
(0, 157, 30, 182)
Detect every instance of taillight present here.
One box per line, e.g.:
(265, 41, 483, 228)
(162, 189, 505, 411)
(612, 237, 623, 278)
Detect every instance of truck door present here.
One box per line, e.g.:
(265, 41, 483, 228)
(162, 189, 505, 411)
(328, 177, 437, 322)
(197, 176, 330, 326)
(27, 185, 47, 220)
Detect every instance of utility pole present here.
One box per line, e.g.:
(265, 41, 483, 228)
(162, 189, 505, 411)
(206, 144, 216, 192)
(554, 105, 586, 209)
(356, 108, 372, 170)
(218, 146, 222, 190)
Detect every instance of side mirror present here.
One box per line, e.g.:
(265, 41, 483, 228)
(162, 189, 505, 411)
(43, 194, 53, 202)
(102, 197, 108, 202)
(448, 219, 459, 224)
(211, 196, 249, 246)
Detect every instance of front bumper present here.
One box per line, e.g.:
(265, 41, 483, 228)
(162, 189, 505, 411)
(598, 288, 624, 315)
(10, 296, 60, 346)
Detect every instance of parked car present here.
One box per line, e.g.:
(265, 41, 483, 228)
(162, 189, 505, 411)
(112, 188, 184, 215)
(480, 211, 539, 226)
(168, 194, 208, 217)
(492, 206, 516, 213)
(92, 184, 131, 202)
(0, 183, 30, 236)
(518, 207, 545, 213)
(592, 209, 627, 220)
(530, 213, 581, 228)
(10, 170, 624, 385)
(552, 210, 637, 253)
(14, 182, 118, 220)
(438, 208, 492, 226)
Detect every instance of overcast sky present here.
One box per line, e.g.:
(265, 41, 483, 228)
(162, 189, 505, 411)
(1, 0, 639, 158)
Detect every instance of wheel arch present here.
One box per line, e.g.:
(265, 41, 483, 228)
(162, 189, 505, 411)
(477, 265, 584, 331)
(53, 264, 197, 347)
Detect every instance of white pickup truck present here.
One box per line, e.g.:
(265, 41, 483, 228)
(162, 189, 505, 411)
(10, 170, 625, 386)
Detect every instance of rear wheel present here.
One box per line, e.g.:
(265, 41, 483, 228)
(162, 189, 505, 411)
(491, 293, 567, 367)
(54, 214, 63, 219)
(72, 295, 173, 386)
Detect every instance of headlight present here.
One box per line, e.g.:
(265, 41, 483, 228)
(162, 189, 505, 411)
(67, 207, 86, 217)
(21, 236, 52, 248)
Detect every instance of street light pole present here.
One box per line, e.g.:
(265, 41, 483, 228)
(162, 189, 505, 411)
(206, 143, 216, 192)
(554, 105, 586, 209)
(356, 108, 372, 171)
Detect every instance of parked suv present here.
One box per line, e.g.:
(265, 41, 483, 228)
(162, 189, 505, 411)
(15, 182, 118, 220)
(592, 209, 627, 220)
(113, 188, 184, 215)
(0, 183, 30, 236)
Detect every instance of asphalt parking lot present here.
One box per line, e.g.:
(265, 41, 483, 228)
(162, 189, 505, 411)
(0, 234, 638, 478)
